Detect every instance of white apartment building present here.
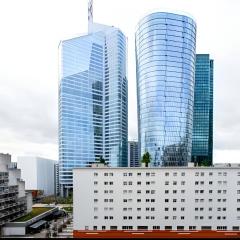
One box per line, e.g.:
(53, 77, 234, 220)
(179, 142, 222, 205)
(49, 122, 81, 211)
(73, 163, 240, 232)
(17, 156, 56, 196)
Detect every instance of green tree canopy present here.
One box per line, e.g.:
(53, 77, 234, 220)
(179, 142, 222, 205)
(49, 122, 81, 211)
(141, 151, 151, 167)
(98, 156, 106, 165)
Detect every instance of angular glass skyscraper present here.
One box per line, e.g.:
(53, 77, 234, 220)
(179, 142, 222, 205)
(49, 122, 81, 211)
(192, 54, 213, 166)
(136, 12, 196, 166)
(59, 1, 127, 196)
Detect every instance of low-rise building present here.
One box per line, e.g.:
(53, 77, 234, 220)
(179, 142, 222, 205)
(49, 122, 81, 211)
(0, 153, 32, 235)
(17, 156, 56, 196)
(73, 163, 240, 237)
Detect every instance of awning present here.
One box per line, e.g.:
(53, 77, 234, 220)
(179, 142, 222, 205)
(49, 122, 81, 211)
(29, 220, 47, 229)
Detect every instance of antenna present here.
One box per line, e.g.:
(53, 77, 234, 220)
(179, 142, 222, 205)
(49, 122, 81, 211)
(88, 0, 93, 24)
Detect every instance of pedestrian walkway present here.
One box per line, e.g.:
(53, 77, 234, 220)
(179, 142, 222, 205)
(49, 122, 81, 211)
(57, 219, 73, 238)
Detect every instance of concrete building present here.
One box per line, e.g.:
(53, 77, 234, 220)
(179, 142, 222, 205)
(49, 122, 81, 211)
(17, 156, 56, 196)
(73, 163, 240, 236)
(128, 141, 139, 167)
(0, 153, 32, 235)
(59, 0, 128, 196)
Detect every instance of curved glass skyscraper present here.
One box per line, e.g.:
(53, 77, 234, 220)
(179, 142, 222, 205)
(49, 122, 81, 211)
(136, 12, 196, 166)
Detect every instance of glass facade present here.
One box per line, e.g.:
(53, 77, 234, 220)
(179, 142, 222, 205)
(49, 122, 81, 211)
(59, 23, 127, 195)
(128, 141, 140, 167)
(135, 12, 196, 166)
(192, 54, 213, 166)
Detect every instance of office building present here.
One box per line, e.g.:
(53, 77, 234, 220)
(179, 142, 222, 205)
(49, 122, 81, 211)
(73, 163, 240, 238)
(0, 153, 32, 233)
(54, 163, 60, 197)
(192, 54, 214, 166)
(59, 0, 128, 196)
(17, 156, 56, 196)
(135, 12, 196, 166)
(128, 141, 139, 167)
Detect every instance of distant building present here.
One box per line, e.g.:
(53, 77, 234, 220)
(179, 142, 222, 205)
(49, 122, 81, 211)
(59, 0, 128, 196)
(192, 54, 214, 166)
(0, 153, 32, 233)
(128, 141, 139, 167)
(136, 12, 196, 166)
(17, 157, 56, 196)
(54, 163, 60, 197)
(73, 163, 240, 237)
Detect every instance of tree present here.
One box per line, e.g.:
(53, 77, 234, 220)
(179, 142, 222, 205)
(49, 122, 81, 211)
(97, 156, 107, 165)
(141, 152, 151, 167)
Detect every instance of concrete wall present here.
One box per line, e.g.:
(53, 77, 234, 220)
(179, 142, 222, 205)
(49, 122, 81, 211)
(26, 192, 33, 213)
(3, 227, 26, 236)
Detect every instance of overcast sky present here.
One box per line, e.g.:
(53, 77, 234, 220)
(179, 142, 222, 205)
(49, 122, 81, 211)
(0, 0, 240, 163)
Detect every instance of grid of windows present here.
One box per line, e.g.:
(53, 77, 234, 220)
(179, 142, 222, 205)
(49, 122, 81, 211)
(59, 24, 128, 195)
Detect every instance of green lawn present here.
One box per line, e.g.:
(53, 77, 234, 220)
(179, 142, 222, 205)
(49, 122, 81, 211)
(62, 206, 73, 213)
(15, 207, 53, 222)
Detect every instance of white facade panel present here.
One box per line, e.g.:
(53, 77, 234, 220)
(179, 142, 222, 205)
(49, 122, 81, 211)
(17, 156, 56, 196)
